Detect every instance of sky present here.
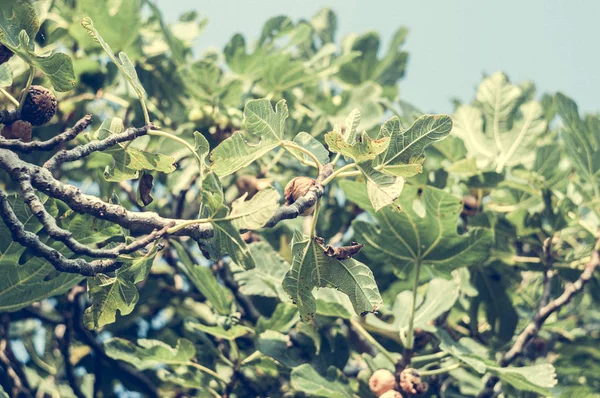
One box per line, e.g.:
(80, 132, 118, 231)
(155, 0, 600, 115)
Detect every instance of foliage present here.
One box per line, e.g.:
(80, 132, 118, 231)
(0, 1, 598, 397)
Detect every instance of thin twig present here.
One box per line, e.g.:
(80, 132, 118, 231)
(44, 123, 153, 171)
(0, 115, 92, 153)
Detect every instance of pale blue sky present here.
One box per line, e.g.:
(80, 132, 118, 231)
(156, 0, 599, 114)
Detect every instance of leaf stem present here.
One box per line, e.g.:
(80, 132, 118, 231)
(405, 259, 422, 352)
(0, 88, 19, 107)
(321, 163, 358, 186)
(309, 199, 321, 239)
(185, 361, 228, 385)
(18, 67, 36, 111)
(148, 129, 203, 180)
(419, 362, 460, 376)
(240, 350, 263, 366)
(350, 318, 399, 364)
(411, 351, 449, 365)
(282, 141, 322, 172)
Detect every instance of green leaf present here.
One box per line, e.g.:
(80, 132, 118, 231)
(84, 249, 157, 329)
(339, 180, 375, 214)
(288, 132, 330, 165)
(233, 242, 289, 300)
(185, 321, 252, 341)
(439, 331, 488, 374)
(290, 364, 354, 398)
(73, 0, 141, 53)
(207, 208, 256, 270)
(282, 230, 382, 322)
(229, 188, 280, 230)
(257, 330, 306, 368)
(374, 114, 453, 177)
(337, 28, 408, 88)
(83, 273, 138, 330)
(245, 98, 288, 141)
(0, 1, 39, 48)
(487, 364, 557, 396)
(555, 92, 600, 188)
(452, 72, 547, 170)
(103, 147, 176, 182)
(325, 130, 389, 163)
(210, 99, 288, 176)
(256, 302, 299, 333)
(315, 289, 355, 319)
(354, 185, 493, 278)
(171, 240, 232, 316)
(92, 118, 175, 182)
(0, 63, 13, 87)
(81, 17, 145, 100)
(366, 278, 460, 342)
(104, 338, 195, 370)
(0, 5, 75, 92)
(356, 162, 404, 211)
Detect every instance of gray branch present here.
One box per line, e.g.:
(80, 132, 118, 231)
(0, 115, 93, 153)
(43, 123, 153, 171)
(478, 233, 600, 397)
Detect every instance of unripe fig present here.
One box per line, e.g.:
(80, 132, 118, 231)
(284, 176, 316, 215)
(20, 85, 57, 126)
(0, 45, 13, 65)
(369, 369, 396, 397)
(1, 120, 32, 142)
(379, 390, 402, 398)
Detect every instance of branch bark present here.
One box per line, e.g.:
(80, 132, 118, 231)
(478, 233, 600, 397)
(0, 115, 92, 153)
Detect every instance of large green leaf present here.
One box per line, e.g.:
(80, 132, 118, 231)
(337, 28, 408, 88)
(325, 109, 390, 162)
(229, 188, 280, 230)
(356, 161, 404, 211)
(366, 278, 460, 343)
(282, 230, 382, 322)
(290, 364, 354, 398)
(555, 92, 600, 189)
(354, 185, 493, 278)
(288, 132, 330, 165)
(171, 240, 232, 316)
(452, 72, 546, 171)
(73, 0, 142, 53)
(374, 114, 453, 177)
(198, 176, 256, 270)
(0, 3, 75, 92)
(83, 249, 157, 329)
(233, 242, 289, 300)
(488, 364, 557, 396)
(104, 338, 195, 370)
(210, 99, 288, 176)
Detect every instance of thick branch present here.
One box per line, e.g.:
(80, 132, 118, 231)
(43, 123, 153, 171)
(0, 115, 92, 153)
(0, 186, 121, 276)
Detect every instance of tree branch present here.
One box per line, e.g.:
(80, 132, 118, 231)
(478, 232, 600, 397)
(43, 123, 153, 171)
(0, 115, 92, 153)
